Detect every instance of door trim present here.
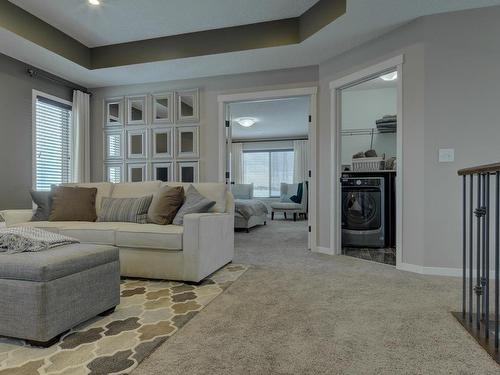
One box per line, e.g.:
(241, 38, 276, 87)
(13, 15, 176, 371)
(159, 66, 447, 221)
(329, 55, 404, 266)
(217, 87, 318, 252)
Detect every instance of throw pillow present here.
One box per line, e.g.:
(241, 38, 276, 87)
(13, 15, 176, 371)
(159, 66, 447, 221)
(30, 190, 53, 221)
(98, 195, 153, 224)
(49, 186, 98, 222)
(172, 185, 216, 225)
(147, 186, 185, 225)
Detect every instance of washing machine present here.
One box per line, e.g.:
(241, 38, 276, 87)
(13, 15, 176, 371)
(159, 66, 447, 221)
(341, 177, 386, 248)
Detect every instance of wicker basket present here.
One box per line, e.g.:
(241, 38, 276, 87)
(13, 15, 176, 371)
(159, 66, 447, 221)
(352, 157, 385, 171)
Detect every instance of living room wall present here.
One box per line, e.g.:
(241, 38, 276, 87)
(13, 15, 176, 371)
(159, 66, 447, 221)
(317, 6, 500, 270)
(89, 66, 318, 182)
(0, 53, 73, 210)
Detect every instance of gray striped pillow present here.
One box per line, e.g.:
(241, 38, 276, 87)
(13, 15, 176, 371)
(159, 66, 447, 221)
(97, 196, 153, 224)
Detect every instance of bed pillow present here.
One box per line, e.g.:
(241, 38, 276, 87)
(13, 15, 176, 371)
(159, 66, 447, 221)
(147, 186, 185, 225)
(172, 185, 215, 225)
(98, 195, 153, 224)
(30, 190, 53, 221)
(49, 186, 98, 222)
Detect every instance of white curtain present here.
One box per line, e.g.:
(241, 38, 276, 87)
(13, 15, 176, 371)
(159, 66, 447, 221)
(293, 140, 309, 183)
(72, 90, 91, 183)
(231, 143, 244, 184)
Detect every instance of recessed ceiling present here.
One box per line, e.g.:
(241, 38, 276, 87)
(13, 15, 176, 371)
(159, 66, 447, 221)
(9, 0, 320, 47)
(2, 0, 500, 87)
(230, 97, 309, 140)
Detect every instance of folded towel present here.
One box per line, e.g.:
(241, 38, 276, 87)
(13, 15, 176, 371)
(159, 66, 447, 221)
(0, 227, 79, 254)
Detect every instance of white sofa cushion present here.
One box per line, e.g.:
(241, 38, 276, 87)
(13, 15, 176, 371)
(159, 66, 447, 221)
(17, 220, 183, 250)
(114, 223, 183, 250)
(111, 181, 161, 199)
(163, 182, 227, 213)
(63, 182, 114, 215)
(59, 222, 120, 245)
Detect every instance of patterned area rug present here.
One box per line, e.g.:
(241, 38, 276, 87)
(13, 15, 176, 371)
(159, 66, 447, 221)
(0, 264, 248, 375)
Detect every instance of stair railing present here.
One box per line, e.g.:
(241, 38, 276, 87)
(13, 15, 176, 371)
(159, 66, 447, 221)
(454, 162, 500, 364)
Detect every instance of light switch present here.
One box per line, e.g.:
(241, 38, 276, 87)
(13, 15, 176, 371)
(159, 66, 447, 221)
(439, 148, 455, 162)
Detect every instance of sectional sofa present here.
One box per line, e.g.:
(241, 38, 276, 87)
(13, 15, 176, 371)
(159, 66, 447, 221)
(0, 181, 234, 282)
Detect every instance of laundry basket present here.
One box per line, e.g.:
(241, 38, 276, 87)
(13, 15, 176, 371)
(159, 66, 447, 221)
(352, 157, 385, 171)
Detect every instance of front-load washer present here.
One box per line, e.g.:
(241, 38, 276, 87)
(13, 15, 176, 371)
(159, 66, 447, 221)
(341, 177, 386, 248)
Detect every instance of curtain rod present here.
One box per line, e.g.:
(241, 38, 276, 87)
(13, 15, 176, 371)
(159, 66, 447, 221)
(26, 66, 91, 95)
(232, 137, 308, 144)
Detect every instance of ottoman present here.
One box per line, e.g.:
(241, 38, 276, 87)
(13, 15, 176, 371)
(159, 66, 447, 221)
(0, 244, 120, 346)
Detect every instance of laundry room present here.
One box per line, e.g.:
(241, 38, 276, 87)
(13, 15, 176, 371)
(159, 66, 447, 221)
(339, 71, 398, 265)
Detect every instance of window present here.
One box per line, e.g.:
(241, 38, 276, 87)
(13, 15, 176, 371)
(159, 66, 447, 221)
(34, 93, 72, 191)
(243, 150, 294, 197)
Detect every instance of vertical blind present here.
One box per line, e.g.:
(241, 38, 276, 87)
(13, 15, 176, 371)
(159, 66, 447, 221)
(35, 96, 72, 191)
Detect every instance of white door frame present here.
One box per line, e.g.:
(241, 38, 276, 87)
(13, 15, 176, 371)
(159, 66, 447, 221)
(329, 55, 404, 266)
(217, 87, 318, 251)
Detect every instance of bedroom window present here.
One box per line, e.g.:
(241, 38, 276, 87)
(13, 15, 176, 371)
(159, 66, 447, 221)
(243, 150, 294, 198)
(33, 92, 73, 191)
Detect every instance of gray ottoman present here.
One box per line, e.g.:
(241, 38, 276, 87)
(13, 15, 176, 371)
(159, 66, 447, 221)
(0, 244, 120, 346)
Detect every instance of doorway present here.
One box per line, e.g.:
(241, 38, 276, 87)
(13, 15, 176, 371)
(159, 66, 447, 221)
(330, 56, 403, 266)
(218, 88, 317, 251)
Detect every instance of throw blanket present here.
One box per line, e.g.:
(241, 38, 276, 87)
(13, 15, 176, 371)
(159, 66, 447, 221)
(235, 199, 268, 220)
(0, 227, 79, 254)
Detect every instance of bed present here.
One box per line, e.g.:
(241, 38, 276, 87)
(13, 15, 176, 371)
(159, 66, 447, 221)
(232, 184, 268, 232)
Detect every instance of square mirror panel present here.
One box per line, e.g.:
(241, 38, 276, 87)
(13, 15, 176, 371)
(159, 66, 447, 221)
(127, 130, 147, 159)
(127, 96, 146, 125)
(153, 162, 173, 182)
(177, 161, 199, 183)
(105, 99, 123, 126)
(127, 163, 147, 182)
(105, 164, 123, 183)
(176, 126, 199, 158)
(176, 89, 199, 123)
(152, 127, 173, 159)
(104, 131, 123, 160)
(152, 93, 173, 124)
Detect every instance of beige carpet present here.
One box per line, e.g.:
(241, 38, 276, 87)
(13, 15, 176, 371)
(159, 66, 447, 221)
(134, 219, 500, 375)
(0, 264, 247, 374)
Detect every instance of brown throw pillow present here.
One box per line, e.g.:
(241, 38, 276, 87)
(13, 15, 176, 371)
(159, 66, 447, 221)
(49, 186, 98, 222)
(147, 186, 185, 225)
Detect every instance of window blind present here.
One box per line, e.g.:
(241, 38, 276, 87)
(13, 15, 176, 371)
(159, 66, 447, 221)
(243, 150, 294, 197)
(35, 95, 72, 191)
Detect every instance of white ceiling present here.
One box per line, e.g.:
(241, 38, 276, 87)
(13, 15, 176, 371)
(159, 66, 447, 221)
(230, 97, 309, 140)
(9, 0, 319, 47)
(2, 0, 500, 88)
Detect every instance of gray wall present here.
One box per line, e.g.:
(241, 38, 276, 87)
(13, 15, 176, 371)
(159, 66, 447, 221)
(89, 66, 318, 182)
(0, 53, 73, 210)
(317, 6, 500, 268)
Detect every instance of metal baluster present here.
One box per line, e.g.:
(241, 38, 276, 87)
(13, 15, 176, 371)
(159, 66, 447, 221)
(476, 174, 482, 330)
(463, 175, 467, 317)
(482, 174, 487, 324)
(470, 174, 474, 323)
(495, 171, 499, 349)
(485, 173, 490, 337)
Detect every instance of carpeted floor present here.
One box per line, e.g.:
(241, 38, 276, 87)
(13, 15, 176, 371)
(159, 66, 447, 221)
(134, 219, 500, 374)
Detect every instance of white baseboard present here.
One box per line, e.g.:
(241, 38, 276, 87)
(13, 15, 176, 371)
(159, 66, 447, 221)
(398, 263, 497, 278)
(314, 246, 334, 255)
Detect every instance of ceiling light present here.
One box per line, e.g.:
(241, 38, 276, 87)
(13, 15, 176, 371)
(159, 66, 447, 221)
(235, 117, 257, 127)
(88, 0, 100, 5)
(380, 72, 398, 81)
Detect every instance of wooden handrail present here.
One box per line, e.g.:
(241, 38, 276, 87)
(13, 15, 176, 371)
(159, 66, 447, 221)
(458, 162, 500, 176)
